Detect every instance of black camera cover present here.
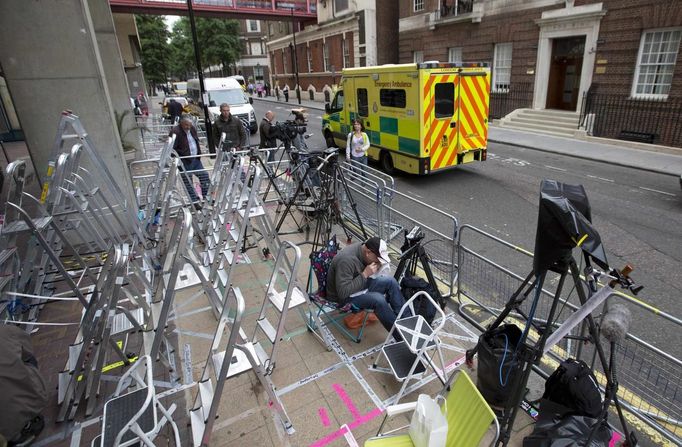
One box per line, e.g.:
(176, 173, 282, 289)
(533, 180, 608, 274)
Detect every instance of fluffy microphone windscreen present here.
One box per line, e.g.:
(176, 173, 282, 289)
(601, 303, 632, 343)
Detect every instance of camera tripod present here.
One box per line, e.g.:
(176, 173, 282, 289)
(466, 251, 640, 447)
(393, 226, 446, 309)
(275, 148, 367, 251)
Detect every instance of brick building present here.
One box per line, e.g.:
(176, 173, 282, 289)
(398, 0, 682, 146)
(237, 19, 270, 87)
(266, 0, 398, 101)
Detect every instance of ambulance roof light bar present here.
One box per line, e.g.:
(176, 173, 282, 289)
(417, 61, 490, 69)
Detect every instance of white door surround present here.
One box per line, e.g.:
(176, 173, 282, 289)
(533, 3, 606, 111)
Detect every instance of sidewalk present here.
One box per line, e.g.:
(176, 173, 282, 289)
(253, 95, 682, 177)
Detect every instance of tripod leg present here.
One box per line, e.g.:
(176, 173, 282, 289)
(568, 261, 637, 447)
(334, 165, 368, 240)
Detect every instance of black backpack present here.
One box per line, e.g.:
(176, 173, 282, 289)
(542, 358, 603, 418)
(400, 275, 439, 324)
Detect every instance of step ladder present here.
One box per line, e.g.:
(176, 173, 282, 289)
(251, 240, 305, 374)
(57, 245, 140, 420)
(44, 111, 144, 245)
(370, 291, 448, 405)
(143, 207, 192, 371)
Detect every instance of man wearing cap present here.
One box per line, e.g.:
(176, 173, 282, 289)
(326, 237, 406, 334)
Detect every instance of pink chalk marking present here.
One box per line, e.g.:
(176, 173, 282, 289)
(609, 431, 622, 447)
(309, 407, 384, 447)
(333, 383, 361, 419)
(318, 408, 331, 427)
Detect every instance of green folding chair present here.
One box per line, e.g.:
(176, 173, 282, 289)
(364, 370, 499, 447)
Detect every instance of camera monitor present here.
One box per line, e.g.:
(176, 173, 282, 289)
(533, 179, 608, 274)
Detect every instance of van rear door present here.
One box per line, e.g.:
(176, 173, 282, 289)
(456, 71, 490, 156)
(425, 73, 459, 171)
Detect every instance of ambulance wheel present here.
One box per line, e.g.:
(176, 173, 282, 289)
(380, 151, 395, 174)
(324, 130, 335, 148)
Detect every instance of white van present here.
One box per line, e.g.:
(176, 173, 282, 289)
(187, 77, 257, 134)
(229, 75, 246, 91)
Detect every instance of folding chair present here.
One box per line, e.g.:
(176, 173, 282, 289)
(363, 371, 499, 447)
(92, 355, 180, 447)
(305, 236, 375, 344)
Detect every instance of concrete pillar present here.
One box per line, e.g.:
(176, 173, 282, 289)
(0, 0, 135, 205)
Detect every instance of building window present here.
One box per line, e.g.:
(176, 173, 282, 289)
(448, 47, 462, 64)
(414, 51, 424, 64)
(414, 0, 424, 12)
(247, 20, 260, 33)
(283, 49, 288, 74)
(323, 42, 330, 72)
(254, 65, 264, 82)
(493, 43, 512, 92)
(250, 42, 263, 56)
(334, 0, 349, 14)
(632, 28, 681, 98)
(343, 38, 351, 68)
(307, 46, 313, 73)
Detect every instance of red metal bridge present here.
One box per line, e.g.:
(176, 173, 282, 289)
(109, 0, 317, 21)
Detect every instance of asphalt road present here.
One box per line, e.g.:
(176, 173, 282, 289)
(253, 100, 682, 357)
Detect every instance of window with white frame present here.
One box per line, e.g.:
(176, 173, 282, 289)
(414, 51, 424, 64)
(247, 20, 260, 33)
(493, 43, 512, 92)
(343, 38, 351, 68)
(414, 0, 424, 12)
(632, 28, 681, 98)
(307, 46, 313, 72)
(250, 42, 262, 56)
(323, 42, 330, 72)
(334, 0, 348, 14)
(448, 47, 462, 64)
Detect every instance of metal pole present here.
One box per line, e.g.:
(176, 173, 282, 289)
(291, 8, 301, 104)
(187, 0, 214, 151)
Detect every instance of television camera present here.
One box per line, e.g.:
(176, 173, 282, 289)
(272, 120, 306, 143)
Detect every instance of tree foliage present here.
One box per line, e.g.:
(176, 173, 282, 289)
(135, 15, 170, 86)
(166, 17, 242, 81)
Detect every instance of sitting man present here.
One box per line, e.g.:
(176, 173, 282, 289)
(326, 237, 406, 334)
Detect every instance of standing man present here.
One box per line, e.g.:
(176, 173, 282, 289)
(283, 85, 289, 102)
(326, 237, 407, 335)
(259, 110, 278, 161)
(167, 98, 183, 124)
(170, 116, 210, 209)
(212, 103, 247, 152)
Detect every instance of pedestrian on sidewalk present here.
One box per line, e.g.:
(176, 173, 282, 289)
(259, 110, 277, 162)
(283, 85, 289, 102)
(169, 116, 210, 209)
(346, 119, 370, 175)
(212, 103, 246, 152)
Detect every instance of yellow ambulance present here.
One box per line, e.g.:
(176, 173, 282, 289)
(322, 62, 490, 175)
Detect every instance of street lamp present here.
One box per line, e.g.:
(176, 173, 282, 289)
(290, 7, 301, 104)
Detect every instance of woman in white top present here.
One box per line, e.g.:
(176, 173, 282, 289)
(346, 120, 370, 173)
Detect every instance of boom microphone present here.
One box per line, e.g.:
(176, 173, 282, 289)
(601, 303, 632, 343)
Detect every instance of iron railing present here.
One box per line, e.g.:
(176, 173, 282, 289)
(489, 82, 534, 120)
(580, 88, 682, 147)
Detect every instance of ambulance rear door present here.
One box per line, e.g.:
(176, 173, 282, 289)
(425, 72, 460, 172)
(456, 70, 490, 157)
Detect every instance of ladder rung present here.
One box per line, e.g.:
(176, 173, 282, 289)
(1, 216, 52, 234)
(256, 318, 277, 343)
(189, 408, 205, 447)
(268, 286, 307, 313)
(198, 379, 214, 420)
(0, 248, 17, 264)
(238, 206, 265, 218)
(111, 307, 145, 335)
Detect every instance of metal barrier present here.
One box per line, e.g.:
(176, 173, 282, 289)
(455, 223, 682, 444)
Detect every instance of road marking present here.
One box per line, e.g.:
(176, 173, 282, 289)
(544, 165, 567, 172)
(586, 174, 614, 182)
(639, 186, 676, 197)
